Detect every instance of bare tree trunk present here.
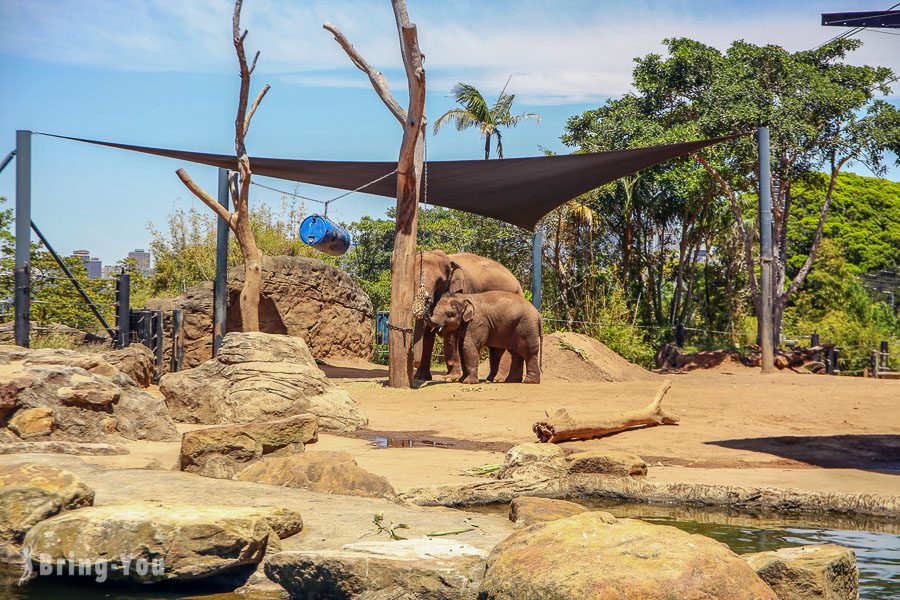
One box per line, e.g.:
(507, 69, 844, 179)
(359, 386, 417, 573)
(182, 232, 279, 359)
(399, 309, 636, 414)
(175, 0, 268, 332)
(325, 0, 426, 388)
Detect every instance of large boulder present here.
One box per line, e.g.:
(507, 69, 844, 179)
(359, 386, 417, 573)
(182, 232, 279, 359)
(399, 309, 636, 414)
(102, 345, 155, 387)
(148, 255, 374, 368)
(495, 442, 567, 480)
(479, 512, 777, 600)
(179, 413, 319, 479)
(0, 463, 94, 558)
(160, 332, 367, 432)
(742, 544, 858, 600)
(265, 539, 488, 600)
(22, 502, 299, 582)
(0, 346, 177, 443)
(236, 451, 397, 501)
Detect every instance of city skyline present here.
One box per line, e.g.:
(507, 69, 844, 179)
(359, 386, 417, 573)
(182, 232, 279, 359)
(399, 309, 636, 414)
(70, 247, 153, 279)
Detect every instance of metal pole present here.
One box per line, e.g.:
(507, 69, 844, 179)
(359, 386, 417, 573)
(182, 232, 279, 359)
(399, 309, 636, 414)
(171, 309, 184, 373)
(14, 131, 31, 348)
(153, 310, 164, 379)
(757, 127, 775, 374)
(0, 150, 15, 176)
(531, 231, 542, 311)
(115, 272, 131, 348)
(30, 220, 116, 340)
(213, 168, 231, 356)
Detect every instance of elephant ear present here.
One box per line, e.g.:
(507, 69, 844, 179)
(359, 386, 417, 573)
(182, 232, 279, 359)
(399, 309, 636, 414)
(448, 260, 468, 294)
(462, 300, 476, 323)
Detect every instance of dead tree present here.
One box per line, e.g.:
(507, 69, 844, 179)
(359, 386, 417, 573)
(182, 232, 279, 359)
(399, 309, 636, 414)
(325, 1, 426, 388)
(176, 0, 269, 331)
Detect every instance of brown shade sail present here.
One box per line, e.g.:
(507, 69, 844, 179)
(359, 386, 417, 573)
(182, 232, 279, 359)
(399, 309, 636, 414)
(38, 132, 746, 230)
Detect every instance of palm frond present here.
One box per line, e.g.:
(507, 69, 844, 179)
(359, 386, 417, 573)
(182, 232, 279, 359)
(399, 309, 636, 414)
(502, 111, 542, 127)
(433, 108, 480, 135)
(451, 83, 494, 127)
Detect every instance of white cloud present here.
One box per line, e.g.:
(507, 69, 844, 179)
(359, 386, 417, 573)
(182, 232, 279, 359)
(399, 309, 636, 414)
(2, 0, 898, 104)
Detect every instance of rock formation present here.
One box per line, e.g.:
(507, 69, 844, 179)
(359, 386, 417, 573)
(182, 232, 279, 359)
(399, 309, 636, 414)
(159, 332, 367, 431)
(148, 255, 374, 367)
(0, 346, 177, 443)
(22, 502, 302, 582)
(508, 497, 588, 528)
(236, 451, 398, 501)
(265, 539, 488, 599)
(179, 413, 319, 479)
(479, 512, 777, 599)
(0, 463, 94, 559)
(742, 544, 859, 600)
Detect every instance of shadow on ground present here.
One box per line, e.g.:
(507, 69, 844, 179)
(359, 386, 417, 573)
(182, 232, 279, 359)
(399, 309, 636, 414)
(706, 434, 900, 473)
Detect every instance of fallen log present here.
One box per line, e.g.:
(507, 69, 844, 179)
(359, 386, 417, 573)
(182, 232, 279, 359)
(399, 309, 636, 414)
(533, 380, 678, 443)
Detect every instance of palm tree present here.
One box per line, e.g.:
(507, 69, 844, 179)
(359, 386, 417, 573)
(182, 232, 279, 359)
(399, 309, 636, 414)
(433, 80, 541, 159)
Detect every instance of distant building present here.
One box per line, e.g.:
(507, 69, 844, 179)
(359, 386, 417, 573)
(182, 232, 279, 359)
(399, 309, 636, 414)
(128, 249, 152, 276)
(101, 265, 120, 280)
(86, 258, 102, 280)
(71, 250, 101, 279)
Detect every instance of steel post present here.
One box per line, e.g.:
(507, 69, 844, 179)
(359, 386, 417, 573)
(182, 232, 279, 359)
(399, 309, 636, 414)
(115, 273, 131, 348)
(171, 309, 184, 373)
(153, 310, 164, 379)
(213, 168, 230, 356)
(757, 128, 775, 373)
(531, 231, 542, 311)
(14, 131, 31, 348)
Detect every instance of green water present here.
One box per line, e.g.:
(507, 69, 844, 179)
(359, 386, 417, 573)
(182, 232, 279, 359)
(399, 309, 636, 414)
(3, 501, 898, 599)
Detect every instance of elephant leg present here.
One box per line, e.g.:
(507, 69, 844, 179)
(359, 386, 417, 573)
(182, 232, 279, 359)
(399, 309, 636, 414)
(413, 324, 435, 381)
(505, 353, 525, 383)
(524, 352, 541, 384)
(443, 330, 464, 381)
(487, 347, 503, 382)
(460, 335, 481, 384)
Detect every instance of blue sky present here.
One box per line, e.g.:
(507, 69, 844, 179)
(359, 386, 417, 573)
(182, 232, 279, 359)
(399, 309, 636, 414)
(1, 0, 898, 264)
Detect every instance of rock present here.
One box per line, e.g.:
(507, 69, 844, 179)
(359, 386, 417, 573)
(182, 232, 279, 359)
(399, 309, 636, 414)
(265, 539, 487, 600)
(742, 544, 858, 600)
(0, 463, 94, 555)
(508, 497, 588, 527)
(496, 442, 566, 480)
(0, 441, 128, 456)
(102, 345, 155, 387)
(24, 349, 119, 379)
(56, 381, 120, 408)
(160, 332, 367, 432)
(565, 450, 648, 477)
(179, 414, 319, 479)
(0, 354, 177, 443)
(22, 502, 294, 582)
(8, 408, 53, 438)
(236, 451, 397, 500)
(479, 512, 777, 600)
(147, 255, 374, 369)
(0, 373, 32, 420)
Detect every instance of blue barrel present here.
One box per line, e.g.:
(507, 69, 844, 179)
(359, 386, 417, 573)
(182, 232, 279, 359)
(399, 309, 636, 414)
(299, 214, 351, 256)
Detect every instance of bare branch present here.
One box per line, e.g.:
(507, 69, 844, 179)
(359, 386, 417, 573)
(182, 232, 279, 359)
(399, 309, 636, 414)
(176, 168, 237, 231)
(249, 50, 260, 74)
(694, 154, 759, 301)
(244, 83, 270, 137)
(323, 22, 407, 124)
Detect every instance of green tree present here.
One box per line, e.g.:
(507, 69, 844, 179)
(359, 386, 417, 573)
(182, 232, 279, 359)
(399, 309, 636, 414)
(567, 37, 899, 345)
(432, 81, 540, 159)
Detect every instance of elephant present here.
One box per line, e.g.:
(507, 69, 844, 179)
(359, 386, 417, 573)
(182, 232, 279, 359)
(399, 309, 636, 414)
(412, 250, 523, 381)
(427, 291, 542, 384)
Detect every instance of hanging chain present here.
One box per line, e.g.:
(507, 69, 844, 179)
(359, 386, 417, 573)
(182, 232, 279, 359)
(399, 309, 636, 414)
(412, 128, 431, 319)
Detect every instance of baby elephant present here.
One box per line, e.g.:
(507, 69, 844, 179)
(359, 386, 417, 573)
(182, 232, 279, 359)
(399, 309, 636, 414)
(427, 291, 542, 384)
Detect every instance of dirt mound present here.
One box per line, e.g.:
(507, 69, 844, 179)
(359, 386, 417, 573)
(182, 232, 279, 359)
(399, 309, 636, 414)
(483, 332, 655, 383)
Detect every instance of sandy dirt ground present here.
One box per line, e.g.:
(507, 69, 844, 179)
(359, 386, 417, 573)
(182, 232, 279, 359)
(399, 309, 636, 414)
(312, 362, 900, 498)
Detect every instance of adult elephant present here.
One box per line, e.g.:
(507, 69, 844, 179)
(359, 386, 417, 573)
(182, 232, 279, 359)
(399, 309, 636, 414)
(412, 250, 523, 381)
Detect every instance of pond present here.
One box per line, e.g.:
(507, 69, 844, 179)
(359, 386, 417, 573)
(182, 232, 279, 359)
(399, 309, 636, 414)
(3, 500, 898, 599)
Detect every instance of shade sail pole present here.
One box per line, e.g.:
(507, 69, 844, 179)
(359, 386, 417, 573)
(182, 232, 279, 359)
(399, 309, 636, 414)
(757, 127, 775, 373)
